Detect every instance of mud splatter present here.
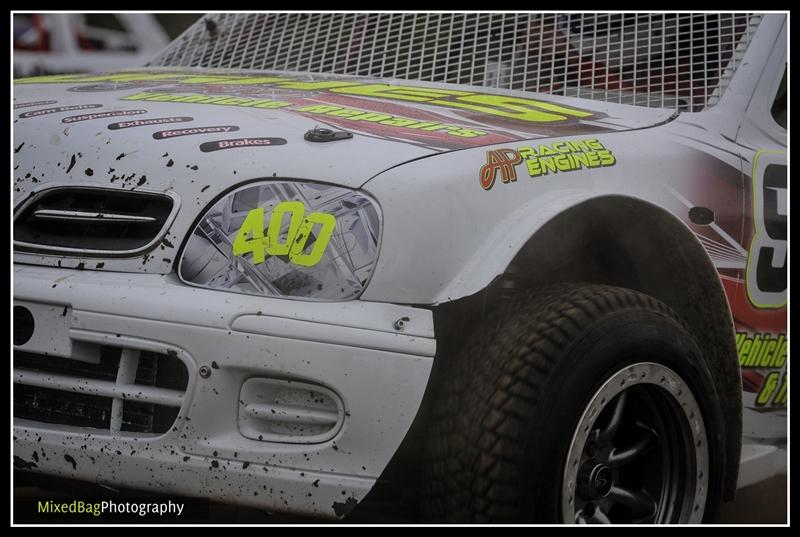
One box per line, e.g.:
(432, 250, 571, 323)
(66, 154, 77, 173)
(332, 497, 358, 518)
(13, 456, 37, 469)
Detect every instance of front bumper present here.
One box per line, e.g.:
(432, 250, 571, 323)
(13, 264, 435, 519)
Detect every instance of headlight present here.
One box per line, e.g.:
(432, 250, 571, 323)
(178, 181, 381, 301)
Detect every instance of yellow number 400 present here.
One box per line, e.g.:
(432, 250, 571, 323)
(232, 201, 336, 267)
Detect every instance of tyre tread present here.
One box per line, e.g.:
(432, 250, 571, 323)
(420, 284, 692, 522)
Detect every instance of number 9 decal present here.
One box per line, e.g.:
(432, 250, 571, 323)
(746, 150, 787, 309)
(232, 201, 336, 267)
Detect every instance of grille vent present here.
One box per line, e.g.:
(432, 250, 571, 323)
(238, 378, 344, 444)
(14, 346, 189, 435)
(14, 187, 176, 256)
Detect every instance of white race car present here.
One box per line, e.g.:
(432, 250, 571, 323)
(13, 13, 786, 523)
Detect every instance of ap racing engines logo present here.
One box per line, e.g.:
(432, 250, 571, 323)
(479, 138, 616, 190)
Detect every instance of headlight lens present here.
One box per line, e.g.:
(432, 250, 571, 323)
(179, 181, 381, 301)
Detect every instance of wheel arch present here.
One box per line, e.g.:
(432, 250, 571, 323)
(430, 194, 742, 501)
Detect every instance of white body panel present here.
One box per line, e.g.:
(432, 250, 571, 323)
(14, 264, 434, 517)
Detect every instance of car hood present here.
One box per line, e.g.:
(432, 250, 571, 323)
(13, 68, 675, 273)
(13, 67, 676, 182)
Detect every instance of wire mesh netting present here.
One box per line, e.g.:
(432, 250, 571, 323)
(149, 13, 762, 112)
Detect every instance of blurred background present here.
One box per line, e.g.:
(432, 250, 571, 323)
(13, 13, 202, 77)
